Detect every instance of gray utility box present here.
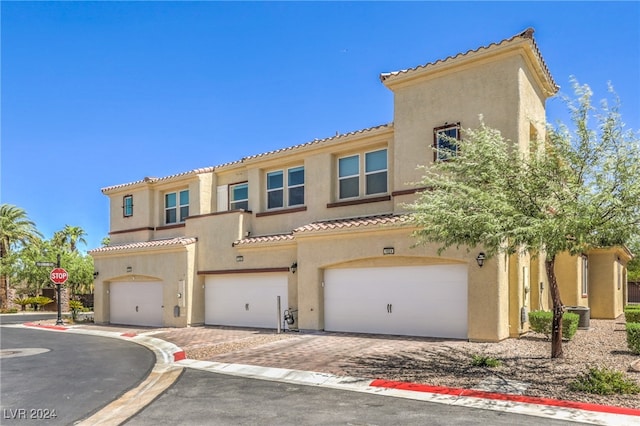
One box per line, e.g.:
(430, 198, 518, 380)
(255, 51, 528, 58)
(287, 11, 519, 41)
(565, 306, 590, 330)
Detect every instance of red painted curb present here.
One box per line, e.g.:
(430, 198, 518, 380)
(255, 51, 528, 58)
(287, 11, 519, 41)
(370, 379, 640, 417)
(121, 332, 137, 338)
(24, 322, 68, 331)
(173, 351, 187, 362)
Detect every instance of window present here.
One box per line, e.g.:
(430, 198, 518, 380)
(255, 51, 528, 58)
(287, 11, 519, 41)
(230, 183, 248, 210)
(365, 149, 387, 195)
(434, 123, 460, 161)
(338, 149, 388, 199)
(123, 195, 133, 217)
(338, 155, 359, 199)
(581, 255, 588, 297)
(266, 166, 305, 209)
(165, 190, 189, 224)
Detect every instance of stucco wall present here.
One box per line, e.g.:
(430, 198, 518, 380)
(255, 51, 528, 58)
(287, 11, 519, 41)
(93, 245, 194, 327)
(294, 227, 509, 342)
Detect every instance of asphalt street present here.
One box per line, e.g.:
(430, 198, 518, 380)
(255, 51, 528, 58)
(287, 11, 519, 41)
(127, 369, 588, 426)
(0, 325, 155, 425)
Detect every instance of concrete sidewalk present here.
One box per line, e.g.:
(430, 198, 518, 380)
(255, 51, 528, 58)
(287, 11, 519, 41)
(20, 322, 640, 425)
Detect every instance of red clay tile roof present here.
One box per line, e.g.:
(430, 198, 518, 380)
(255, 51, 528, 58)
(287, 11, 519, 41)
(232, 233, 295, 247)
(89, 237, 197, 254)
(380, 28, 558, 94)
(101, 124, 392, 192)
(230, 214, 410, 246)
(293, 214, 409, 233)
(102, 167, 215, 193)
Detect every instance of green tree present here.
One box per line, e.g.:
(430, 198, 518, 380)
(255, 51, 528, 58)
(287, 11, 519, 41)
(407, 80, 640, 358)
(52, 225, 87, 253)
(0, 204, 42, 308)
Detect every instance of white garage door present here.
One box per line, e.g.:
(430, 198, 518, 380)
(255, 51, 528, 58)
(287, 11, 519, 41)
(110, 281, 163, 327)
(205, 273, 287, 329)
(324, 265, 467, 339)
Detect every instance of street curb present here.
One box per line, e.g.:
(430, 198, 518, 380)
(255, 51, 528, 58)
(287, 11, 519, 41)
(21, 323, 185, 425)
(176, 358, 640, 425)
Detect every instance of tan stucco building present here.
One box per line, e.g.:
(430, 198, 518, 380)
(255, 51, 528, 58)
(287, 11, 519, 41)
(90, 29, 631, 342)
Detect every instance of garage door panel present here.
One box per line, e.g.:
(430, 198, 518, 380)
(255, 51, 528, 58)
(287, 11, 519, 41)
(205, 274, 287, 329)
(324, 265, 467, 339)
(110, 281, 163, 327)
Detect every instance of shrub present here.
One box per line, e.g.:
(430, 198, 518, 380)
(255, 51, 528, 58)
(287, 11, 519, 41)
(624, 307, 640, 323)
(627, 322, 640, 354)
(569, 366, 640, 395)
(470, 354, 501, 368)
(14, 297, 31, 311)
(528, 310, 579, 340)
(27, 296, 54, 311)
(0, 308, 19, 314)
(69, 300, 83, 321)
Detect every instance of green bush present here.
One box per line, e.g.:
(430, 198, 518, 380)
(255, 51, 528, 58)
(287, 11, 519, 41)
(625, 304, 640, 310)
(528, 310, 579, 340)
(627, 322, 640, 354)
(470, 354, 501, 368)
(69, 300, 83, 321)
(0, 308, 19, 314)
(569, 366, 640, 395)
(625, 306, 640, 323)
(27, 296, 54, 311)
(14, 297, 31, 311)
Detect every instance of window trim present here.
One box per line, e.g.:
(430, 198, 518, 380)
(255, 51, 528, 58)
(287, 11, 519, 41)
(265, 166, 305, 210)
(337, 148, 388, 201)
(229, 181, 249, 211)
(364, 148, 388, 196)
(434, 122, 461, 162)
(123, 195, 133, 217)
(164, 189, 189, 224)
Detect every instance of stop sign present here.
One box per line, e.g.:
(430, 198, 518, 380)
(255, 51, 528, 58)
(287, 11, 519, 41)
(50, 268, 68, 284)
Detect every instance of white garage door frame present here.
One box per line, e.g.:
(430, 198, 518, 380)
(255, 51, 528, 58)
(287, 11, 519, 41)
(324, 264, 468, 339)
(205, 273, 288, 329)
(109, 281, 164, 327)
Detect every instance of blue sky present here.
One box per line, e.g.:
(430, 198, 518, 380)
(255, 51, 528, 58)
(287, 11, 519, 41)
(2, 1, 639, 252)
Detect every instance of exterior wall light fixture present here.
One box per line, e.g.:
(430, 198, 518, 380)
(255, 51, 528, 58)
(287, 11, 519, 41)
(290, 262, 298, 274)
(93, 271, 99, 279)
(476, 252, 486, 267)
(236, 255, 244, 262)
(126, 266, 133, 273)
(383, 247, 395, 255)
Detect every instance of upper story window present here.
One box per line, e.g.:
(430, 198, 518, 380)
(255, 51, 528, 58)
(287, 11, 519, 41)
(267, 166, 305, 209)
(338, 149, 387, 200)
(165, 189, 189, 224)
(123, 195, 133, 217)
(581, 254, 588, 297)
(230, 182, 248, 210)
(434, 123, 460, 161)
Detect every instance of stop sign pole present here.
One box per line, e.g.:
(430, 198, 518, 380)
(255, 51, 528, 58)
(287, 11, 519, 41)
(49, 254, 68, 325)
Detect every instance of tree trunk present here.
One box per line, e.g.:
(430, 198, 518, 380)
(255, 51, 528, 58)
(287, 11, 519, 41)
(0, 241, 7, 310)
(545, 255, 564, 358)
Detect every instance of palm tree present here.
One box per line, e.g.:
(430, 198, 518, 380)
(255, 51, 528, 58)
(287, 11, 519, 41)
(53, 225, 87, 253)
(0, 204, 42, 309)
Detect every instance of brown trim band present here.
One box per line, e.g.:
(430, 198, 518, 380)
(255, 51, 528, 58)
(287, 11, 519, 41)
(256, 206, 307, 218)
(156, 223, 186, 231)
(327, 195, 391, 209)
(198, 267, 290, 275)
(391, 187, 430, 197)
(187, 209, 252, 220)
(109, 227, 154, 235)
